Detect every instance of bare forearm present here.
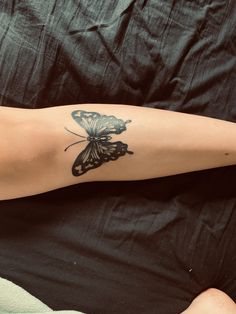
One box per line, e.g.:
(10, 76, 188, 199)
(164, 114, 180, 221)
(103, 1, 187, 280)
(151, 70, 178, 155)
(1, 103, 236, 200)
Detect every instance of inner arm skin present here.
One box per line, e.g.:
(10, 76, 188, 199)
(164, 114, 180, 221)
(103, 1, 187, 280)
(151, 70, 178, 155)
(1, 103, 236, 200)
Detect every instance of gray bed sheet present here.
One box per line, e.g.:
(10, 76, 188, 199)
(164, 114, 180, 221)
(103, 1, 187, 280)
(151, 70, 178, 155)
(0, 1, 236, 313)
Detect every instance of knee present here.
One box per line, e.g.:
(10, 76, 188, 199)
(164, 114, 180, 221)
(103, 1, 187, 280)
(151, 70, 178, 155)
(182, 288, 236, 313)
(195, 288, 235, 308)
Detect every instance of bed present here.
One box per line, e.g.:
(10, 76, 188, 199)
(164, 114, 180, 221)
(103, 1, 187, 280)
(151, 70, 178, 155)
(0, 1, 236, 313)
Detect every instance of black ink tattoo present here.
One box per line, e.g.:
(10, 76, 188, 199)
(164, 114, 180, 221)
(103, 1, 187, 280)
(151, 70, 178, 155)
(64, 110, 133, 176)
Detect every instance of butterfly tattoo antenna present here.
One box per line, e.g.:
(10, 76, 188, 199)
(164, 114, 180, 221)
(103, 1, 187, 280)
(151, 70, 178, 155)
(64, 126, 86, 138)
(64, 126, 87, 152)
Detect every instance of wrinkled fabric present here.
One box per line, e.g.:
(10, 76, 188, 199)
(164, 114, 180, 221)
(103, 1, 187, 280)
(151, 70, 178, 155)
(0, 276, 83, 314)
(0, 1, 236, 313)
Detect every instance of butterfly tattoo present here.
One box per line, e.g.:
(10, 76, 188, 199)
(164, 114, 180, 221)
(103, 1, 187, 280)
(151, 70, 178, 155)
(64, 110, 134, 176)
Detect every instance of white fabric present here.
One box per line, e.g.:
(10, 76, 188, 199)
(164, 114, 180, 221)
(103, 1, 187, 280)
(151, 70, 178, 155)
(0, 276, 84, 314)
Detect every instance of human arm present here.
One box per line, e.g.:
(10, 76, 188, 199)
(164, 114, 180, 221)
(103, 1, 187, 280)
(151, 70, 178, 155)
(1, 103, 236, 200)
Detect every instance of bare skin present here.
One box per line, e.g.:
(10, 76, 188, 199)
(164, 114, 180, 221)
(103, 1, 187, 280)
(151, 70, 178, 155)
(1, 104, 236, 312)
(181, 288, 236, 313)
(1, 103, 236, 200)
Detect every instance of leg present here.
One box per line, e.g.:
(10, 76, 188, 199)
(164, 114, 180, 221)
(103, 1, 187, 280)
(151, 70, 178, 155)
(181, 288, 236, 314)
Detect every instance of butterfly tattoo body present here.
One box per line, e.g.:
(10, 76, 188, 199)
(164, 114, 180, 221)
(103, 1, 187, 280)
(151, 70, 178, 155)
(64, 110, 133, 176)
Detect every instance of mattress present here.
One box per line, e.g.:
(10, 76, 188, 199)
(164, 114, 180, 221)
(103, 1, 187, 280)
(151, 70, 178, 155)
(0, 1, 236, 313)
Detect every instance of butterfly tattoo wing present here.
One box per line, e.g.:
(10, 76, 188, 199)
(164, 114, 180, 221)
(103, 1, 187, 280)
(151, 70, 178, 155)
(65, 109, 133, 176)
(71, 110, 131, 137)
(72, 140, 133, 176)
